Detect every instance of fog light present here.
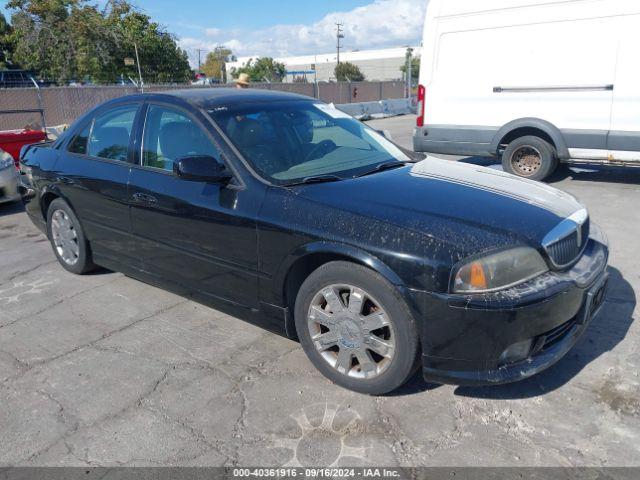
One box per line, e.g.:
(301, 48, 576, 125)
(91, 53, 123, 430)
(499, 339, 533, 365)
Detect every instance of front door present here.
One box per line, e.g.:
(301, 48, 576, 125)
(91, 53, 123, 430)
(128, 102, 261, 308)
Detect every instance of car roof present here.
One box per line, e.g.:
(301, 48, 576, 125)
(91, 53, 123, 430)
(144, 87, 314, 109)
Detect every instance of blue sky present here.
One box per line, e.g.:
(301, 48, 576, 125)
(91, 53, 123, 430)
(1, 0, 427, 64)
(136, 0, 373, 34)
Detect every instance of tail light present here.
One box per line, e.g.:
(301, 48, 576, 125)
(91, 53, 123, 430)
(416, 84, 426, 127)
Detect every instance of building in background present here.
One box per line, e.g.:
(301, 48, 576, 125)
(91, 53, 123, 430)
(226, 46, 421, 83)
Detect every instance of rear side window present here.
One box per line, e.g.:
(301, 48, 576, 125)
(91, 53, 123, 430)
(142, 105, 220, 171)
(68, 123, 90, 155)
(68, 105, 138, 161)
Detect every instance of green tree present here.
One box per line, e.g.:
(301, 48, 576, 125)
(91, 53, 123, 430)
(6, 0, 192, 84)
(8, 0, 78, 82)
(202, 46, 232, 81)
(0, 12, 16, 69)
(400, 55, 420, 83)
(69, 2, 120, 83)
(107, 1, 192, 84)
(334, 61, 365, 82)
(233, 57, 286, 82)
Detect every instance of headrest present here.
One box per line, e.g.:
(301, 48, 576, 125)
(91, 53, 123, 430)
(159, 122, 196, 161)
(230, 119, 264, 148)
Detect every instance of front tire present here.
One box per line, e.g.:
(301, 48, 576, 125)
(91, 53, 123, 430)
(502, 135, 557, 181)
(46, 198, 96, 274)
(294, 261, 419, 395)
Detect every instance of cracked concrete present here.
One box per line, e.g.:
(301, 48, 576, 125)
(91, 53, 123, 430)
(0, 116, 638, 467)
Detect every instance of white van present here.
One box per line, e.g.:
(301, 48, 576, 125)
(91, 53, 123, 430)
(413, 0, 640, 180)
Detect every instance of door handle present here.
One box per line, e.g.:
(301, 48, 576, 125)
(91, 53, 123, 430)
(132, 192, 158, 204)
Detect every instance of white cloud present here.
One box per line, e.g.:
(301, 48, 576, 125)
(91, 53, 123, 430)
(179, 0, 428, 66)
(204, 27, 221, 37)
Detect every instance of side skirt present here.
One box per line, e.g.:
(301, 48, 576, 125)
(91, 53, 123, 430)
(92, 253, 291, 338)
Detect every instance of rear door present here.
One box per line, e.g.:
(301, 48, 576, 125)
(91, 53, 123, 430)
(59, 102, 141, 264)
(608, 15, 640, 162)
(128, 101, 260, 308)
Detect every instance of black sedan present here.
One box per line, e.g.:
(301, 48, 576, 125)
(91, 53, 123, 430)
(18, 89, 609, 394)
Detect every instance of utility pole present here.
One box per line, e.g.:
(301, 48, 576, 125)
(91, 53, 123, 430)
(336, 23, 344, 65)
(197, 49, 204, 74)
(134, 42, 143, 93)
(405, 47, 413, 98)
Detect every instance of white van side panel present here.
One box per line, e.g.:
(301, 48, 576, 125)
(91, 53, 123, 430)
(609, 15, 640, 161)
(415, 0, 640, 164)
(429, 17, 616, 129)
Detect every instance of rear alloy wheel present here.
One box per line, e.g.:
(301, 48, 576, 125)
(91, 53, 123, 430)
(502, 135, 557, 181)
(51, 209, 81, 266)
(46, 198, 96, 274)
(295, 261, 419, 394)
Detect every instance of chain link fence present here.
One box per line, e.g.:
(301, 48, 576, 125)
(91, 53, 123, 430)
(0, 81, 405, 131)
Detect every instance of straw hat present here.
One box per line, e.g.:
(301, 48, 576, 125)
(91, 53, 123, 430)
(235, 73, 250, 86)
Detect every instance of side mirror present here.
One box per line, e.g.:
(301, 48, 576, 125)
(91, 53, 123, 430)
(174, 155, 231, 183)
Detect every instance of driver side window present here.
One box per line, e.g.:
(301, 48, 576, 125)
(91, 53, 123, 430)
(142, 105, 221, 172)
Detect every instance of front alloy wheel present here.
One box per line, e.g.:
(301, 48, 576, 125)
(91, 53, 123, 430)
(295, 261, 419, 395)
(307, 284, 396, 379)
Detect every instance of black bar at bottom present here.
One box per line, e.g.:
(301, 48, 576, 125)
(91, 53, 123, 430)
(0, 467, 638, 480)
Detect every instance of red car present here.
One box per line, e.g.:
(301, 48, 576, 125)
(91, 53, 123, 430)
(0, 129, 48, 169)
(0, 128, 47, 204)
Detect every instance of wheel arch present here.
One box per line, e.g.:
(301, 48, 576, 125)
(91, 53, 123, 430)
(276, 242, 405, 337)
(39, 187, 85, 234)
(40, 187, 63, 220)
(491, 118, 569, 158)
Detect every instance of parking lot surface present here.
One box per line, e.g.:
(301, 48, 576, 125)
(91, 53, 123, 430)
(0, 115, 639, 467)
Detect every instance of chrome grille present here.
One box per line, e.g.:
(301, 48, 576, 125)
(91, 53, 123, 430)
(547, 231, 580, 266)
(543, 211, 589, 268)
(582, 217, 590, 246)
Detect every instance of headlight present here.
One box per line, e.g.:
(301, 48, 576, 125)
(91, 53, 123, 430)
(0, 150, 14, 170)
(452, 247, 548, 293)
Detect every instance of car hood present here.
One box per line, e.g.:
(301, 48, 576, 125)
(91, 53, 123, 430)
(294, 158, 584, 256)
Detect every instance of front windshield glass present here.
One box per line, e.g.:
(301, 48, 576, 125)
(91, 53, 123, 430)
(207, 100, 410, 184)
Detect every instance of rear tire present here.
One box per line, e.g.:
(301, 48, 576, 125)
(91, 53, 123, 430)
(502, 135, 557, 181)
(46, 198, 96, 274)
(294, 261, 419, 395)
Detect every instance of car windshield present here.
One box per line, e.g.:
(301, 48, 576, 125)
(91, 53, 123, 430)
(207, 100, 410, 184)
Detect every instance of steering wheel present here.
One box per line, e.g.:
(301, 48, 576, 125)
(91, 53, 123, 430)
(304, 139, 337, 162)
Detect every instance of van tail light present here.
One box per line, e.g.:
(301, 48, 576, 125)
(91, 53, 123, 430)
(416, 84, 426, 127)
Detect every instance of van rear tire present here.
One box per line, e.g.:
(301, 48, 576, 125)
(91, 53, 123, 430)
(502, 136, 557, 181)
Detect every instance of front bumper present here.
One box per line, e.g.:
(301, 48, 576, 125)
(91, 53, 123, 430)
(410, 230, 609, 386)
(0, 165, 20, 204)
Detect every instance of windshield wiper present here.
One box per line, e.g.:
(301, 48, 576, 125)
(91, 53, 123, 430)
(353, 160, 413, 178)
(284, 174, 344, 186)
